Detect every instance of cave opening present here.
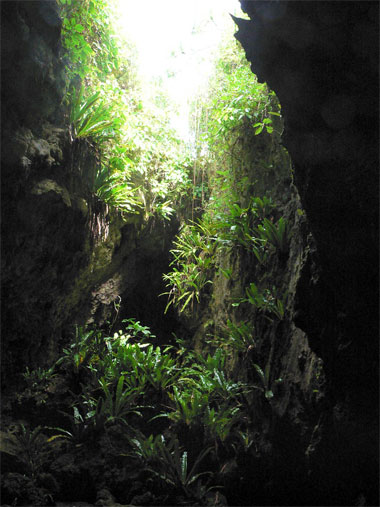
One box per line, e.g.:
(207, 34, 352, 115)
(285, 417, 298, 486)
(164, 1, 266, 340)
(1, 1, 378, 506)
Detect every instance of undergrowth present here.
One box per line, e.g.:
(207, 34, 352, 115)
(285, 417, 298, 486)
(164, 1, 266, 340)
(2, 320, 277, 506)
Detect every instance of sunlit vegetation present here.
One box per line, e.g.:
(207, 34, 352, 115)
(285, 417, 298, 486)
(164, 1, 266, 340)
(162, 34, 289, 318)
(59, 0, 194, 220)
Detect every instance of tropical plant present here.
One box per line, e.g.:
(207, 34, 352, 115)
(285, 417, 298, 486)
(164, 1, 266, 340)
(58, 0, 122, 83)
(48, 405, 95, 445)
(96, 333, 182, 401)
(162, 220, 216, 313)
(224, 319, 255, 352)
(198, 369, 246, 403)
(233, 430, 255, 454)
(69, 85, 118, 142)
(202, 36, 277, 147)
(129, 434, 214, 500)
(195, 348, 226, 373)
(251, 196, 275, 219)
(93, 167, 142, 214)
(55, 325, 104, 377)
(203, 404, 241, 442)
(1, 425, 48, 479)
(257, 216, 291, 255)
(253, 363, 283, 400)
(163, 387, 210, 427)
(59, 0, 196, 223)
(250, 237, 268, 264)
(253, 111, 279, 136)
(214, 201, 253, 249)
(128, 432, 167, 463)
(233, 282, 286, 320)
(122, 318, 157, 341)
(179, 350, 246, 402)
(96, 375, 143, 426)
(56, 331, 91, 376)
(103, 345, 147, 390)
(140, 346, 181, 394)
(22, 366, 56, 389)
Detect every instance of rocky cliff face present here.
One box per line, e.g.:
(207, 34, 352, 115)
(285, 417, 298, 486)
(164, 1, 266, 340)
(228, 1, 379, 505)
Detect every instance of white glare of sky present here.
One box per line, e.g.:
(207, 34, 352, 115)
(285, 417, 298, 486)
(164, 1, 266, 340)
(115, 0, 243, 140)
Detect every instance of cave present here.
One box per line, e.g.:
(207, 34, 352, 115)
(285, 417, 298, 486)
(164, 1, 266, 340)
(1, 1, 378, 506)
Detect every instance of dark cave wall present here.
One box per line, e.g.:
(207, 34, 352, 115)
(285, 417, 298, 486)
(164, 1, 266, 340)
(235, 0, 379, 377)
(1, 1, 66, 133)
(1, 0, 69, 377)
(233, 1, 379, 505)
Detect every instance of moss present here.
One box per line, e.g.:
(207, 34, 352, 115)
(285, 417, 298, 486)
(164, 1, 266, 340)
(31, 179, 71, 207)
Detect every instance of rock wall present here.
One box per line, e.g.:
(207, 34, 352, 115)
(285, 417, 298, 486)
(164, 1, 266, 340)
(227, 1, 379, 505)
(181, 112, 328, 505)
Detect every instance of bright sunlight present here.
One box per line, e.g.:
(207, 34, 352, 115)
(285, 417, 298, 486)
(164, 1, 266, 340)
(115, 0, 242, 139)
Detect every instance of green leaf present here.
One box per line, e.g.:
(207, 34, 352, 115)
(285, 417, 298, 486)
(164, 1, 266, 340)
(265, 390, 274, 400)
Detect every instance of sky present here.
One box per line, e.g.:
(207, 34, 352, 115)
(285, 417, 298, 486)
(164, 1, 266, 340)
(115, 0, 243, 139)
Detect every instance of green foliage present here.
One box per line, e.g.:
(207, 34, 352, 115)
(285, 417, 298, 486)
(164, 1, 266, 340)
(14, 318, 259, 504)
(122, 318, 157, 341)
(48, 405, 95, 445)
(100, 338, 181, 395)
(202, 37, 278, 149)
(59, 0, 194, 221)
(253, 109, 280, 135)
(162, 30, 287, 328)
(253, 363, 283, 400)
(58, 0, 122, 83)
(203, 404, 241, 442)
(152, 349, 249, 445)
(220, 267, 233, 279)
(257, 217, 292, 255)
(194, 348, 226, 373)
(1, 425, 48, 479)
(163, 387, 210, 427)
(162, 219, 217, 313)
(128, 117, 193, 219)
(225, 320, 255, 352)
(213, 200, 254, 249)
(129, 434, 214, 500)
(96, 375, 143, 426)
(233, 282, 286, 321)
(7, 2, 293, 500)
(22, 367, 56, 389)
(252, 196, 275, 219)
(69, 86, 117, 142)
(129, 432, 166, 463)
(93, 167, 143, 214)
(55, 325, 105, 376)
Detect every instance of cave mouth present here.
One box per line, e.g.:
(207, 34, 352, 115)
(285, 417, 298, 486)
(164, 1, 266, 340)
(2, 1, 378, 506)
(0, 2, 304, 507)
(74, 0, 287, 344)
